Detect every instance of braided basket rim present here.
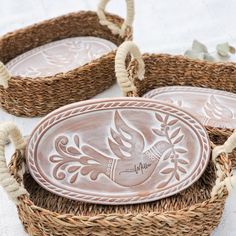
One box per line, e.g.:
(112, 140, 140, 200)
(0, 11, 128, 83)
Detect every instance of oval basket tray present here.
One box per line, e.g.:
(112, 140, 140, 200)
(0, 42, 236, 236)
(0, 121, 234, 236)
(0, 0, 134, 117)
(25, 98, 210, 205)
(115, 41, 236, 169)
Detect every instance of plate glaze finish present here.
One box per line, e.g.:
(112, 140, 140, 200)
(6, 36, 116, 77)
(143, 86, 236, 129)
(26, 98, 210, 205)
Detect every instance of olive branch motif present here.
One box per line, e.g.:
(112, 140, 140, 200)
(49, 111, 189, 187)
(153, 113, 189, 188)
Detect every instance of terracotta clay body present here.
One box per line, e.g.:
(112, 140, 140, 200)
(144, 86, 236, 129)
(26, 98, 210, 205)
(6, 36, 116, 77)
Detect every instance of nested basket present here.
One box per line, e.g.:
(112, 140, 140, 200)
(0, 42, 236, 236)
(115, 41, 236, 168)
(0, 0, 134, 117)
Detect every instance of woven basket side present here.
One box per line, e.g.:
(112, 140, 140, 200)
(0, 11, 125, 64)
(5, 127, 232, 236)
(131, 54, 236, 97)
(0, 11, 130, 117)
(16, 196, 226, 236)
(0, 52, 117, 117)
(125, 53, 236, 168)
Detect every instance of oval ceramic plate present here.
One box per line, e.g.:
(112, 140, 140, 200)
(6, 36, 116, 77)
(26, 98, 210, 205)
(143, 86, 236, 129)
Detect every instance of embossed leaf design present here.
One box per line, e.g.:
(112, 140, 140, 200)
(163, 149, 172, 161)
(67, 146, 81, 155)
(178, 159, 189, 164)
(164, 115, 169, 123)
(70, 173, 79, 184)
(168, 119, 178, 126)
(173, 135, 184, 144)
(68, 166, 80, 173)
(153, 129, 165, 136)
(155, 113, 164, 122)
(170, 127, 181, 139)
(178, 166, 187, 174)
(50, 155, 63, 163)
(42, 51, 73, 67)
(161, 168, 174, 174)
(175, 172, 180, 181)
(175, 148, 187, 153)
(22, 67, 43, 77)
(74, 135, 80, 147)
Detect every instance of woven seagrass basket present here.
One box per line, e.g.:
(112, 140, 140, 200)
(0, 42, 235, 236)
(115, 41, 236, 168)
(0, 0, 134, 117)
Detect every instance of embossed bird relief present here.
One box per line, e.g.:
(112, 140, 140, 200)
(49, 111, 190, 187)
(144, 86, 236, 129)
(203, 95, 234, 120)
(26, 98, 210, 204)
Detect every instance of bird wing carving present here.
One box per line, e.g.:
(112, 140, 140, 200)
(203, 95, 234, 120)
(108, 111, 145, 160)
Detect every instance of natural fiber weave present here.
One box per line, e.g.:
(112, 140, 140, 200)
(4, 127, 233, 236)
(128, 57, 236, 170)
(115, 41, 236, 168)
(129, 54, 236, 97)
(1, 40, 236, 235)
(0, 10, 131, 117)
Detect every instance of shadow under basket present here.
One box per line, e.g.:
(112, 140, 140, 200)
(0, 5, 132, 117)
(7, 127, 235, 236)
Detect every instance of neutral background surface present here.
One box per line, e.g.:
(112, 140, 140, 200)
(0, 0, 236, 235)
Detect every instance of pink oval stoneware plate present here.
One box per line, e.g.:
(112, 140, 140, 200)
(144, 86, 236, 129)
(6, 36, 116, 77)
(26, 98, 210, 205)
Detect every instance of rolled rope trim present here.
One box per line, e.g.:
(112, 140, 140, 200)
(0, 122, 28, 204)
(211, 130, 236, 198)
(0, 62, 11, 89)
(212, 130, 236, 161)
(115, 41, 145, 96)
(97, 0, 134, 37)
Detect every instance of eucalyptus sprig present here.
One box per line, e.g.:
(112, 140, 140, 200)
(184, 40, 235, 62)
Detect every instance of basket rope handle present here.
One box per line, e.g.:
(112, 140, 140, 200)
(0, 122, 28, 204)
(115, 41, 145, 96)
(0, 62, 11, 89)
(211, 130, 236, 198)
(97, 0, 134, 37)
